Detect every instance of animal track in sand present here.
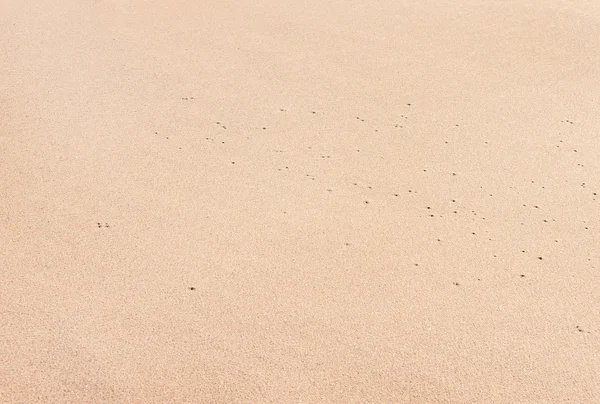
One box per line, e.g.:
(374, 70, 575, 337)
(162, 104, 599, 283)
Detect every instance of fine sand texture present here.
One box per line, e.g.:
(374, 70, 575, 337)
(2, 0, 600, 402)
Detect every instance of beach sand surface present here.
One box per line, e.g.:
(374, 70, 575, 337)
(2, 0, 600, 402)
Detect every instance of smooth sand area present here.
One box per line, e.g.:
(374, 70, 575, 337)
(2, 0, 600, 402)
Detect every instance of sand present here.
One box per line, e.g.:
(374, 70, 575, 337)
(2, 0, 600, 402)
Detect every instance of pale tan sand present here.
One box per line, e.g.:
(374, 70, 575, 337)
(2, 0, 600, 402)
